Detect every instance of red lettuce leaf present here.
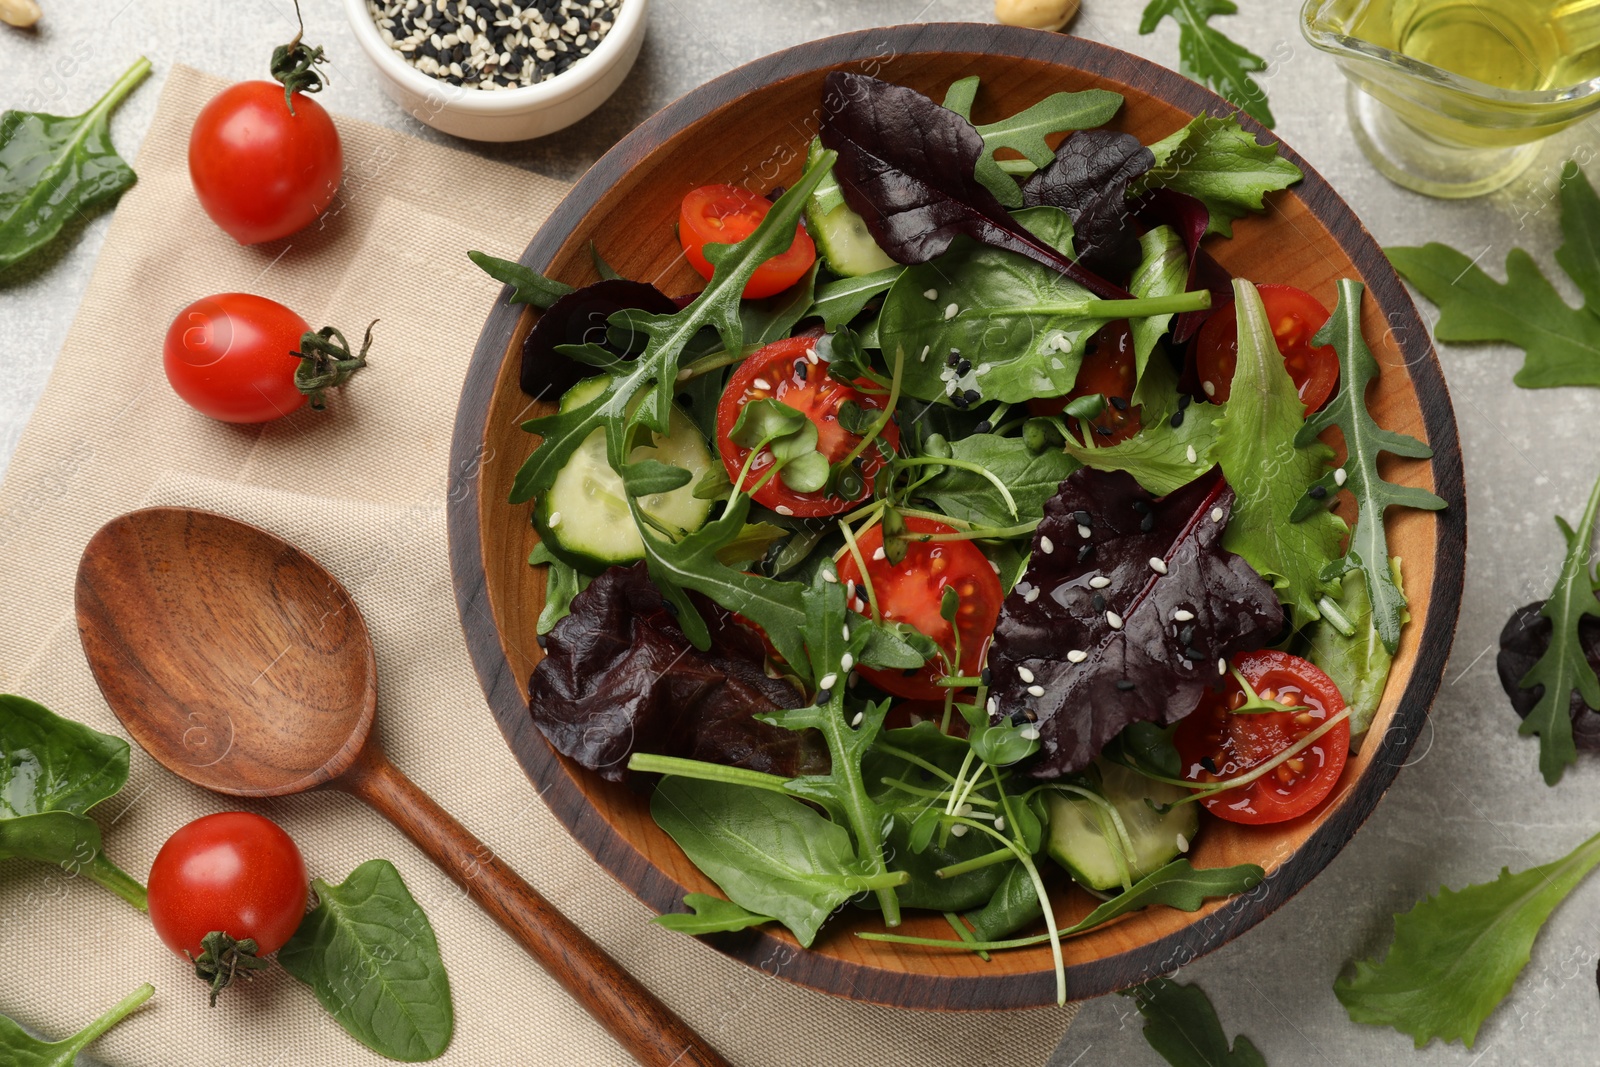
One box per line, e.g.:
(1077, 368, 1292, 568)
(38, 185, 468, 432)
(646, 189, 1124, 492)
(527, 563, 826, 781)
(521, 279, 677, 401)
(818, 71, 1130, 300)
(1021, 130, 1153, 280)
(1498, 601, 1600, 750)
(988, 467, 1284, 778)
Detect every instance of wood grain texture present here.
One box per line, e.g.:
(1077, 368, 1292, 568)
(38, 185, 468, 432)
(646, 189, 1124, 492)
(76, 507, 732, 1067)
(447, 24, 1468, 1009)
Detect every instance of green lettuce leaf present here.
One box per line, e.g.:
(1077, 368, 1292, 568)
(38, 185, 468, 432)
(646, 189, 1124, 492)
(1136, 114, 1301, 237)
(1124, 978, 1267, 1067)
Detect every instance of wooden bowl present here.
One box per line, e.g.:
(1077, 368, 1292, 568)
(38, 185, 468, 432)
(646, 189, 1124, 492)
(447, 24, 1466, 1009)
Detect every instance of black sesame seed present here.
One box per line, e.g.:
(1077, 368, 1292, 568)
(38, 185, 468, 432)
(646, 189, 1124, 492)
(1178, 393, 1193, 410)
(1116, 679, 1135, 691)
(1140, 513, 1155, 533)
(1108, 395, 1129, 411)
(1184, 648, 1208, 662)
(1131, 499, 1149, 513)
(1077, 543, 1093, 562)
(1200, 755, 1218, 774)
(795, 360, 808, 380)
(947, 351, 962, 367)
(956, 358, 972, 375)
(1169, 409, 1185, 428)
(1092, 593, 1106, 612)
(964, 388, 981, 404)
(1180, 624, 1196, 645)
(1073, 510, 1092, 526)
(765, 185, 786, 202)
(981, 667, 993, 685)
(973, 420, 992, 434)
(951, 393, 970, 410)
(1095, 424, 1113, 436)
(1309, 484, 1328, 499)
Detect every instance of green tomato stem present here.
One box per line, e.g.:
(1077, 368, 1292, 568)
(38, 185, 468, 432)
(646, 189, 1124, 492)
(89, 853, 148, 912)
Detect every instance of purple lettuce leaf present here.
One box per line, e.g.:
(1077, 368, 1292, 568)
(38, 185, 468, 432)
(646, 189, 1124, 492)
(988, 466, 1284, 779)
(1498, 601, 1600, 750)
(520, 279, 677, 401)
(527, 563, 826, 781)
(818, 71, 1130, 300)
(1021, 130, 1153, 281)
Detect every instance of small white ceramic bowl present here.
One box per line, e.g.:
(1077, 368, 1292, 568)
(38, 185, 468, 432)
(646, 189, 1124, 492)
(342, 0, 648, 142)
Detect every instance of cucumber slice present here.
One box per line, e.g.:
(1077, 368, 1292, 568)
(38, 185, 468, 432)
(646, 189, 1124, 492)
(805, 138, 896, 277)
(1045, 761, 1198, 892)
(531, 376, 713, 575)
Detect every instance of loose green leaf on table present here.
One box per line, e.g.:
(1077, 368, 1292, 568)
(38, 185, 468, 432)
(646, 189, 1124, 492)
(1335, 828, 1600, 1048)
(0, 57, 151, 275)
(1138, 0, 1275, 128)
(0, 693, 146, 909)
(1124, 978, 1268, 1067)
(279, 859, 455, 1063)
(1388, 164, 1600, 388)
(0, 983, 153, 1067)
(1135, 114, 1302, 237)
(1513, 469, 1600, 785)
(654, 892, 776, 936)
(1293, 279, 1445, 654)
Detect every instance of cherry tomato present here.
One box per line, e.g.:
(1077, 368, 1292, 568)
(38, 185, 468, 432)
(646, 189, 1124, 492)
(679, 184, 816, 299)
(163, 293, 311, 423)
(189, 81, 342, 245)
(147, 812, 308, 960)
(835, 517, 1003, 700)
(1193, 284, 1338, 413)
(1027, 321, 1142, 445)
(1173, 650, 1350, 825)
(715, 336, 899, 518)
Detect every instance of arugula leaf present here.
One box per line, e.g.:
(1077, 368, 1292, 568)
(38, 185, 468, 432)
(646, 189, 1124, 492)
(0, 694, 145, 909)
(651, 776, 901, 946)
(1302, 564, 1401, 740)
(0, 983, 153, 1067)
(1293, 279, 1445, 653)
(527, 542, 591, 634)
(1138, 0, 1275, 128)
(1213, 280, 1347, 623)
(1499, 600, 1600, 752)
(966, 83, 1126, 207)
(280, 859, 454, 1062)
(0, 58, 150, 274)
(1514, 469, 1600, 784)
(1388, 166, 1600, 388)
(654, 893, 776, 935)
(915, 433, 1079, 528)
(1125, 978, 1268, 1067)
(1336, 828, 1600, 1048)
(466, 250, 574, 309)
(1136, 114, 1302, 237)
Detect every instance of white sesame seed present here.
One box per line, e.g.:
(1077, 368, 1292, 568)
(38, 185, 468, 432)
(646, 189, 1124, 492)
(944, 303, 960, 320)
(1203, 380, 1216, 397)
(959, 804, 974, 817)
(851, 711, 864, 727)
(1067, 650, 1087, 663)
(1028, 684, 1045, 697)
(822, 567, 838, 583)
(1106, 611, 1124, 629)
(989, 559, 1000, 573)
(872, 546, 886, 561)
(841, 653, 854, 671)
(1020, 725, 1041, 740)
(1019, 667, 1035, 683)
(852, 598, 867, 612)
(1149, 557, 1169, 575)
(1040, 536, 1055, 555)
(1218, 658, 1228, 676)
(1090, 575, 1111, 589)
(1174, 609, 1195, 622)
(547, 511, 562, 527)
(806, 348, 819, 362)
(1176, 833, 1190, 853)
(1334, 467, 1348, 487)
(753, 377, 772, 391)
(1024, 588, 1040, 603)
(1077, 523, 1092, 539)
(986, 696, 997, 714)
(951, 824, 969, 837)
(923, 288, 939, 300)
(1211, 507, 1224, 523)
(775, 504, 794, 516)
(919, 345, 931, 362)
(1186, 445, 1198, 464)
(995, 817, 1006, 831)
(820, 672, 839, 690)
(845, 579, 856, 598)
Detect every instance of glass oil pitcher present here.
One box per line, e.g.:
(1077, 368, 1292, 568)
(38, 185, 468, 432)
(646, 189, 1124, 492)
(1302, 0, 1600, 197)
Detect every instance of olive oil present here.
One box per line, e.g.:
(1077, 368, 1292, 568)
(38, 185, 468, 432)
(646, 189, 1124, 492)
(1344, 0, 1600, 91)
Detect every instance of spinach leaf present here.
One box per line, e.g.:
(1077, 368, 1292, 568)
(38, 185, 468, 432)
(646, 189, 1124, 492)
(654, 893, 775, 936)
(0, 694, 145, 909)
(818, 72, 1127, 299)
(1212, 280, 1347, 624)
(651, 776, 900, 947)
(0, 58, 150, 274)
(1302, 565, 1400, 742)
(1507, 470, 1600, 785)
(1021, 130, 1153, 277)
(1387, 163, 1600, 388)
(1293, 279, 1445, 653)
(0, 983, 153, 1067)
(871, 810, 1011, 912)
(1125, 978, 1268, 1067)
(812, 266, 902, 330)
(1138, 0, 1275, 128)
(915, 433, 1079, 529)
(1336, 828, 1600, 1048)
(279, 859, 454, 1063)
(1134, 114, 1302, 237)
(964, 862, 1040, 941)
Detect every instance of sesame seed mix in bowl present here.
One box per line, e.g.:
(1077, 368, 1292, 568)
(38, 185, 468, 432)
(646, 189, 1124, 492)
(366, 0, 621, 89)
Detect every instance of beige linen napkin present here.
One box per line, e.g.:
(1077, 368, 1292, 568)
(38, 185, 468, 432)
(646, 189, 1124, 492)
(0, 64, 1076, 1065)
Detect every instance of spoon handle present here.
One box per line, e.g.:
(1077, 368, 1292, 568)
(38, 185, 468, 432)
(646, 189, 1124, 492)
(338, 745, 732, 1067)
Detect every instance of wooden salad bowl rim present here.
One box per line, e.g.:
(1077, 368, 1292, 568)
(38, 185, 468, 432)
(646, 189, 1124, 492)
(447, 23, 1468, 1009)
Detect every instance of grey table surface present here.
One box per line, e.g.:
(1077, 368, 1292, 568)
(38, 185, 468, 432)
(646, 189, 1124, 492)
(4, 1, 1599, 1065)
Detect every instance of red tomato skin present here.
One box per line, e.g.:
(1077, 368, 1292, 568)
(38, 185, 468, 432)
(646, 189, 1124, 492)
(1027, 320, 1142, 445)
(189, 82, 342, 245)
(163, 293, 310, 423)
(1192, 284, 1338, 413)
(147, 812, 308, 959)
(715, 336, 899, 518)
(1174, 650, 1350, 825)
(678, 185, 816, 299)
(836, 518, 1003, 700)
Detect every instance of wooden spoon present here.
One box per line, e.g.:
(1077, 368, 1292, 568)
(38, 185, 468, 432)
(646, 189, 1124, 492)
(75, 506, 730, 1067)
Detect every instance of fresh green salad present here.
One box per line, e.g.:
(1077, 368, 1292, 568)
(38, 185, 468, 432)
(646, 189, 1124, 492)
(472, 70, 1446, 1003)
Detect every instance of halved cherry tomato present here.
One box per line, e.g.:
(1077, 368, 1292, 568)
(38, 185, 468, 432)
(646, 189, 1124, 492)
(715, 336, 899, 518)
(1173, 650, 1350, 825)
(679, 184, 816, 299)
(1193, 284, 1338, 413)
(1026, 321, 1142, 445)
(835, 518, 1002, 700)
